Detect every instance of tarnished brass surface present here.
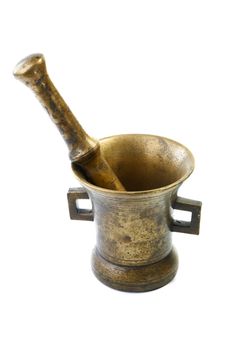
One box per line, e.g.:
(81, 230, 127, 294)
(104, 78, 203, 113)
(13, 54, 125, 191)
(13, 55, 201, 291)
(68, 134, 202, 292)
(92, 247, 178, 292)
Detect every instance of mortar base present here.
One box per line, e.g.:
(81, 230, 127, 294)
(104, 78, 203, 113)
(91, 247, 178, 292)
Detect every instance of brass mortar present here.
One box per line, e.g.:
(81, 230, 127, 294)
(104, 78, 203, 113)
(68, 134, 202, 292)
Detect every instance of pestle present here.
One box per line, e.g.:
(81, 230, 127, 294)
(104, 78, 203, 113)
(13, 54, 125, 191)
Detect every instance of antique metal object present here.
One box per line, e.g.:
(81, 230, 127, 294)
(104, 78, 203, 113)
(14, 54, 202, 292)
(13, 54, 125, 191)
(68, 134, 201, 292)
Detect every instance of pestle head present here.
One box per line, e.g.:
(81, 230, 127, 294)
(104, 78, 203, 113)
(13, 54, 47, 86)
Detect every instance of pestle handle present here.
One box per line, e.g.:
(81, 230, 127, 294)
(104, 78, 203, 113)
(14, 54, 125, 191)
(13, 54, 97, 162)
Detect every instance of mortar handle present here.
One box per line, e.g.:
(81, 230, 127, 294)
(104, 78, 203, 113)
(171, 197, 202, 235)
(67, 187, 94, 221)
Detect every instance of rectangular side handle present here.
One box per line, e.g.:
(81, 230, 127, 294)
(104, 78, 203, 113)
(67, 187, 94, 221)
(171, 196, 202, 235)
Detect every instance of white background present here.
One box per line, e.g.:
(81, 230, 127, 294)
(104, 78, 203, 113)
(0, 1, 232, 349)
